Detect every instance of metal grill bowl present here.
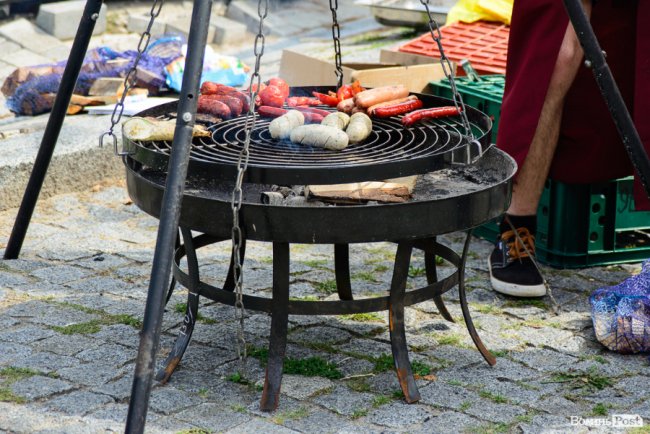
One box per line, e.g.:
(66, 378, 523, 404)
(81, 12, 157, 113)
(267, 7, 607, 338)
(124, 87, 492, 185)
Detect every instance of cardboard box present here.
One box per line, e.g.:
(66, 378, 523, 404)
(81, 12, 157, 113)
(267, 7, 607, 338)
(278, 49, 447, 94)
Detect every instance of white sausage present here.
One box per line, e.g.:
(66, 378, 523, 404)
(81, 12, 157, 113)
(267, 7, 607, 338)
(268, 110, 304, 140)
(290, 124, 350, 151)
(346, 112, 372, 144)
(321, 112, 350, 130)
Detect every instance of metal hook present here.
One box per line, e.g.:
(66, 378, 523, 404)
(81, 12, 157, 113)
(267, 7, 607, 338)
(99, 132, 132, 156)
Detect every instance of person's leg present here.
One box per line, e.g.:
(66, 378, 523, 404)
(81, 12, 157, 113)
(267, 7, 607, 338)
(489, 1, 592, 297)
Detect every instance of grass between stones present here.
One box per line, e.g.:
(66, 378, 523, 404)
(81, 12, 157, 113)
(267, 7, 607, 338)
(503, 299, 550, 311)
(408, 265, 426, 278)
(478, 390, 509, 404)
(0, 367, 49, 403)
(45, 301, 142, 334)
(271, 406, 310, 424)
(246, 346, 343, 380)
(173, 303, 217, 325)
(592, 402, 609, 416)
(372, 354, 432, 377)
(338, 312, 383, 323)
(313, 279, 338, 294)
(548, 367, 613, 391)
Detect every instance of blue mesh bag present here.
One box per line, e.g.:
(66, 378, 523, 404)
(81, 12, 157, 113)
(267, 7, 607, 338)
(590, 260, 650, 353)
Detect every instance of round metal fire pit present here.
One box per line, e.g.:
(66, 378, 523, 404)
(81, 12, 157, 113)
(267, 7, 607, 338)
(125, 146, 514, 243)
(124, 86, 492, 185)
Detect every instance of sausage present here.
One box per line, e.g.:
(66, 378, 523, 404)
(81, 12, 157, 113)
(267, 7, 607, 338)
(201, 94, 243, 117)
(258, 105, 288, 118)
(353, 85, 409, 108)
(287, 96, 321, 107)
(367, 95, 418, 116)
(337, 97, 355, 114)
(346, 112, 372, 144)
(197, 96, 231, 118)
(321, 112, 350, 130)
(200, 82, 250, 112)
(372, 99, 424, 118)
(401, 106, 461, 127)
(301, 112, 325, 124)
(290, 124, 350, 151)
(269, 110, 304, 140)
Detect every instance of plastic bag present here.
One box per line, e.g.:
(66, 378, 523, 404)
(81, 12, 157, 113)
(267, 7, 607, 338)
(165, 44, 249, 92)
(590, 260, 650, 354)
(446, 0, 513, 25)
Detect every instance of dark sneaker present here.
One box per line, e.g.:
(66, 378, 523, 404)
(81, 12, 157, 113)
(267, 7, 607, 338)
(488, 226, 546, 297)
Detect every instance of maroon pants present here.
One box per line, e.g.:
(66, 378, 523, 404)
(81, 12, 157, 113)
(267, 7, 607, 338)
(497, 0, 650, 210)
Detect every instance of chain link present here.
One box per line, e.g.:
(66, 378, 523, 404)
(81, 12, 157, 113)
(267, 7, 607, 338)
(419, 0, 474, 143)
(329, 0, 344, 89)
(99, 0, 163, 155)
(230, 0, 268, 365)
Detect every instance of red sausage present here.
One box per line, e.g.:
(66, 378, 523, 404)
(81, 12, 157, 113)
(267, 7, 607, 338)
(287, 96, 321, 107)
(372, 99, 424, 118)
(292, 106, 331, 117)
(401, 106, 461, 127)
(301, 112, 324, 124)
(197, 96, 231, 118)
(201, 94, 243, 117)
(258, 105, 288, 118)
(200, 82, 236, 95)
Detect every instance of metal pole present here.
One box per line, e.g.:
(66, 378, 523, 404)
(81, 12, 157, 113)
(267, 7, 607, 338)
(124, 0, 212, 431)
(3, 0, 103, 259)
(563, 0, 650, 197)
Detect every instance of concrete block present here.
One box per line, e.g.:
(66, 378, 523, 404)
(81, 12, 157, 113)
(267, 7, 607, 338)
(36, 0, 107, 40)
(211, 16, 248, 46)
(0, 18, 64, 55)
(2, 49, 53, 68)
(0, 37, 21, 56)
(165, 15, 216, 43)
(126, 13, 166, 37)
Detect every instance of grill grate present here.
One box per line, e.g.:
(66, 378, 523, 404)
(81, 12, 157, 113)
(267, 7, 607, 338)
(125, 88, 492, 185)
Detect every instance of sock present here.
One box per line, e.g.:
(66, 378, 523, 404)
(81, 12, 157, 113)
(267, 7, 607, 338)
(500, 214, 537, 235)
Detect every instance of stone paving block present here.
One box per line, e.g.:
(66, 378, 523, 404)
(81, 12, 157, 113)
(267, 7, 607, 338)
(29, 264, 93, 285)
(67, 275, 131, 294)
(0, 325, 56, 344)
(519, 414, 581, 434)
(85, 402, 129, 423)
(11, 376, 74, 400)
(57, 362, 127, 387)
(1, 48, 53, 68)
(0, 19, 65, 54)
(93, 375, 134, 401)
(148, 386, 204, 415)
(288, 325, 353, 346)
(212, 15, 248, 46)
(42, 390, 115, 415)
(11, 351, 79, 374)
(127, 13, 166, 36)
(226, 417, 301, 434)
(0, 37, 21, 55)
(0, 342, 33, 365)
(419, 381, 482, 411)
(174, 402, 251, 432)
(415, 411, 482, 434)
(36, 0, 107, 39)
(367, 402, 434, 428)
(165, 15, 216, 44)
(282, 408, 362, 433)
(76, 342, 133, 367)
(280, 374, 334, 400)
(0, 268, 30, 287)
(312, 385, 376, 416)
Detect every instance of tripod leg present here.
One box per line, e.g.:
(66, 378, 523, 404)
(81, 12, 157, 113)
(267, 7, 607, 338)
(125, 0, 214, 432)
(3, 0, 103, 260)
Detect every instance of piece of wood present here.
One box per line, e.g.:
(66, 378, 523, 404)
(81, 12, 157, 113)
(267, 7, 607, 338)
(306, 175, 418, 204)
(88, 77, 124, 96)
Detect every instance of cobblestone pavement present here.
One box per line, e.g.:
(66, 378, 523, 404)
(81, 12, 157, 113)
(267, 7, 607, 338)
(1, 181, 649, 434)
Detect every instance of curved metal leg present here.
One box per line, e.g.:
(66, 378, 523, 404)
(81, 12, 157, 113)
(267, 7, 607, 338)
(389, 241, 420, 403)
(156, 227, 201, 383)
(260, 242, 290, 411)
(223, 238, 246, 292)
(165, 229, 182, 305)
(458, 230, 496, 366)
(334, 243, 353, 301)
(422, 237, 455, 323)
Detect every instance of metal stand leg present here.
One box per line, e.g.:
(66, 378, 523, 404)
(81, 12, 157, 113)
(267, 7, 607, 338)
(125, 0, 213, 431)
(164, 229, 182, 305)
(458, 230, 496, 366)
(422, 237, 455, 323)
(389, 241, 420, 403)
(334, 243, 353, 301)
(563, 0, 650, 195)
(260, 242, 290, 411)
(3, 0, 102, 260)
(156, 228, 200, 383)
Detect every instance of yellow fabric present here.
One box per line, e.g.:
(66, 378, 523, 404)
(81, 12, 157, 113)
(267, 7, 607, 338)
(446, 0, 513, 25)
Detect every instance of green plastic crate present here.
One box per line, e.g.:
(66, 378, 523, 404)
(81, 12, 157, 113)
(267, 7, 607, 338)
(429, 75, 505, 143)
(473, 177, 650, 268)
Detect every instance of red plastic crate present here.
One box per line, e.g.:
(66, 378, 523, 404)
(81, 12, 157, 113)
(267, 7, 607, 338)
(398, 21, 509, 75)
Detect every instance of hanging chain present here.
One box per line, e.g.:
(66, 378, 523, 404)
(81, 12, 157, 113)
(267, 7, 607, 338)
(419, 0, 473, 143)
(329, 0, 344, 89)
(99, 0, 164, 156)
(230, 0, 268, 364)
